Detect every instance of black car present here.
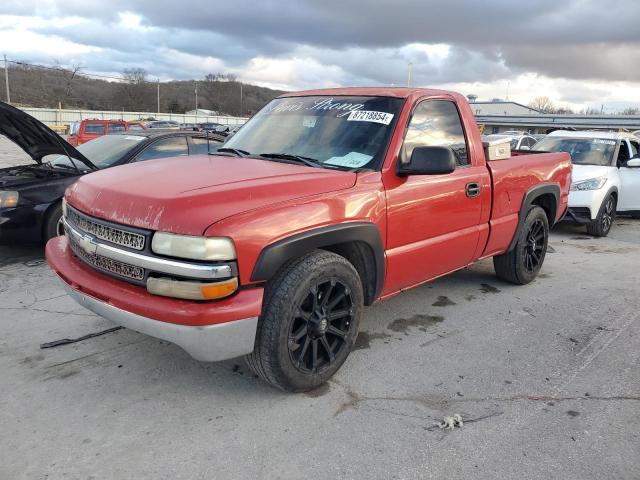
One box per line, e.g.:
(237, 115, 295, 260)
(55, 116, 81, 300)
(0, 102, 224, 244)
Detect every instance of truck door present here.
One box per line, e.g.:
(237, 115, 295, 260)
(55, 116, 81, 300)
(383, 99, 489, 292)
(619, 138, 640, 211)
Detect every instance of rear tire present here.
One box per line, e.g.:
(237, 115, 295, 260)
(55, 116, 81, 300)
(586, 195, 616, 237)
(493, 205, 549, 285)
(245, 250, 363, 392)
(43, 202, 64, 243)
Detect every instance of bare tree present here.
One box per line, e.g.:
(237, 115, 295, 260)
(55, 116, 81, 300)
(529, 96, 555, 113)
(621, 107, 640, 115)
(120, 68, 150, 111)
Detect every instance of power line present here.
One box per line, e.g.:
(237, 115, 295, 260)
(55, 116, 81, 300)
(5, 58, 127, 82)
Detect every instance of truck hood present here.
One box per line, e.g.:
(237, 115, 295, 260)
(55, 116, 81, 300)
(0, 101, 96, 169)
(570, 164, 614, 183)
(67, 155, 357, 235)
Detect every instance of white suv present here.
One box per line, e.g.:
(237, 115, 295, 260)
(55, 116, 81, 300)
(532, 130, 640, 236)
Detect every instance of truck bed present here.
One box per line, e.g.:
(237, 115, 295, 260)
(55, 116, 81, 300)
(482, 151, 572, 257)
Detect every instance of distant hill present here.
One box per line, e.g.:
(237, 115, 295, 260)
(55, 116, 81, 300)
(1, 64, 285, 116)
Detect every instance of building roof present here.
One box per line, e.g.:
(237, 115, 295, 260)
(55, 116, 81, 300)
(476, 114, 640, 130)
(547, 130, 638, 141)
(471, 100, 540, 112)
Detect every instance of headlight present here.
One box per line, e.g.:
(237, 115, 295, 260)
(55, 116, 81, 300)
(151, 232, 236, 261)
(570, 176, 607, 191)
(0, 191, 19, 208)
(61, 197, 68, 217)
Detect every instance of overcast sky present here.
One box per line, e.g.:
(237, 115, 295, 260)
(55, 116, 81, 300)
(2, 0, 640, 112)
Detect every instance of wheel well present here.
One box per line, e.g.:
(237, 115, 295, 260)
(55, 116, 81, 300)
(531, 193, 556, 226)
(322, 242, 378, 306)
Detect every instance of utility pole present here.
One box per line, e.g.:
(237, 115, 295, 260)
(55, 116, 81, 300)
(3, 54, 10, 104)
(407, 62, 413, 88)
(194, 81, 198, 111)
(156, 78, 160, 114)
(239, 82, 243, 116)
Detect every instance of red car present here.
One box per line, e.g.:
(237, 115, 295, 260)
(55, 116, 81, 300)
(67, 119, 145, 146)
(47, 87, 571, 391)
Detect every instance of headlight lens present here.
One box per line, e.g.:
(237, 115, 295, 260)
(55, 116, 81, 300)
(151, 232, 236, 261)
(570, 176, 607, 191)
(0, 191, 19, 208)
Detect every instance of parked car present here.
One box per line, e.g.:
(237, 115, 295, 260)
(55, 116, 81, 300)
(199, 122, 231, 135)
(531, 134, 547, 144)
(146, 120, 181, 129)
(67, 119, 145, 146)
(0, 102, 224, 244)
(483, 134, 538, 151)
(532, 130, 640, 235)
(225, 125, 242, 138)
(46, 87, 571, 392)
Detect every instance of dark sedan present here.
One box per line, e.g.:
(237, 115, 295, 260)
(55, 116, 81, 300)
(0, 102, 224, 244)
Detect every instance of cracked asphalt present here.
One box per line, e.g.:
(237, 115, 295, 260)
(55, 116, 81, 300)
(1, 140, 639, 479)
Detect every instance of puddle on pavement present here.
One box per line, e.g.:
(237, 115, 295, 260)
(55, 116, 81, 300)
(432, 296, 456, 307)
(387, 314, 444, 333)
(480, 283, 501, 294)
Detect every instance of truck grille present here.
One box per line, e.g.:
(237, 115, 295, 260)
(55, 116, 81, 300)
(66, 207, 146, 251)
(68, 235, 145, 281)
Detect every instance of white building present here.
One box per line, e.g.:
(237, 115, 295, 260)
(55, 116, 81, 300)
(185, 108, 219, 116)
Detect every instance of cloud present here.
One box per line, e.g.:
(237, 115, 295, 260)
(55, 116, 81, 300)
(1, 0, 640, 110)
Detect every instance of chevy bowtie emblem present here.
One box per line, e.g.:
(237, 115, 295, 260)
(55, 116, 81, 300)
(78, 232, 98, 255)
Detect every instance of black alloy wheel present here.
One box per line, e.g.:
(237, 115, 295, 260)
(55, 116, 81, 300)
(522, 218, 545, 273)
(288, 278, 353, 374)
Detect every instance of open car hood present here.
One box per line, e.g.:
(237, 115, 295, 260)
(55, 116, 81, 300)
(0, 101, 96, 169)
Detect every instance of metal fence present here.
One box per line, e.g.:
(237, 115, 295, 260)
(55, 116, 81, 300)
(19, 107, 249, 127)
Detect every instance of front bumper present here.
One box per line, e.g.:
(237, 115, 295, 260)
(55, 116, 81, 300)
(46, 236, 264, 361)
(567, 189, 607, 221)
(563, 207, 592, 224)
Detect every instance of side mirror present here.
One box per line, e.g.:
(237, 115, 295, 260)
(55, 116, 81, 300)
(397, 146, 457, 177)
(626, 158, 640, 168)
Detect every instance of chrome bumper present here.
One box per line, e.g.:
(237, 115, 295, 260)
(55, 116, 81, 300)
(59, 280, 258, 362)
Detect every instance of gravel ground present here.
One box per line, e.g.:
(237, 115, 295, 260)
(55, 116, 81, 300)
(0, 134, 639, 479)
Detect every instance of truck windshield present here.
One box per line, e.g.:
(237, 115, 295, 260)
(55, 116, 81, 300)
(531, 137, 615, 166)
(221, 95, 404, 170)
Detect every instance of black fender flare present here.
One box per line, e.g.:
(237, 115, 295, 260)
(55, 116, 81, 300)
(251, 222, 385, 300)
(508, 183, 560, 252)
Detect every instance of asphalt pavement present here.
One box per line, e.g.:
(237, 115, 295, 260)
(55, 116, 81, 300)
(1, 218, 639, 479)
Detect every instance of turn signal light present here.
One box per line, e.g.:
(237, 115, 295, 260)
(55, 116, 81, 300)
(147, 277, 238, 300)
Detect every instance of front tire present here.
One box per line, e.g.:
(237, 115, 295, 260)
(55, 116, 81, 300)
(493, 205, 549, 285)
(43, 202, 64, 243)
(245, 250, 363, 392)
(586, 195, 616, 237)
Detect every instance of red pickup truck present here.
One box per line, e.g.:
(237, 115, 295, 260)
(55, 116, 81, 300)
(68, 119, 145, 146)
(46, 88, 571, 392)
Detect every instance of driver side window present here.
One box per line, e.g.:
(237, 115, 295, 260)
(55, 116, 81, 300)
(616, 140, 631, 167)
(401, 100, 469, 167)
(629, 140, 639, 160)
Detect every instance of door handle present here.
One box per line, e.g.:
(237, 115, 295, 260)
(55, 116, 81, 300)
(465, 182, 481, 198)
